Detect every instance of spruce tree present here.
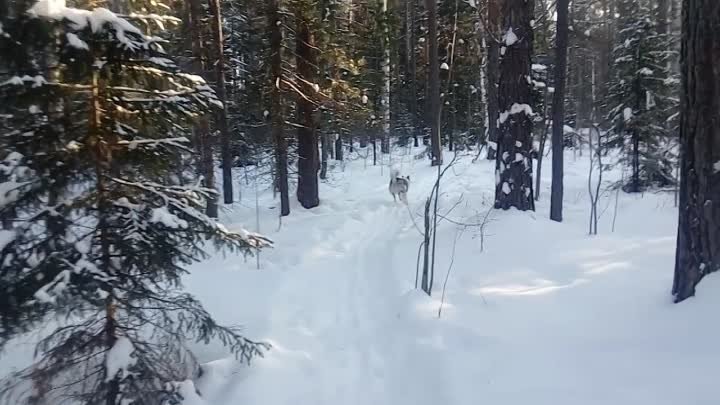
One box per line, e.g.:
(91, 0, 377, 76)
(0, 3, 270, 404)
(606, 0, 678, 192)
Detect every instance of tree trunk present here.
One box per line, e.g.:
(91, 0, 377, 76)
(494, 0, 535, 211)
(672, 0, 720, 302)
(268, 0, 289, 216)
(320, 132, 329, 179)
(380, 0, 391, 155)
(296, 11, 320, 209)
(409, 0, 419, 147)
(426, 0, 442, 166)
(485, 0, 500, 160)
(535, 91, 550, 201)
(335, 134, 343, 160)
(630, 129, 640, 192)
(476, 10, 488, 150)
(658, 0, 669, 35)
(187, 0, 218, 218)
(550, 0, 569, 222)
(209, 0, 234, 204)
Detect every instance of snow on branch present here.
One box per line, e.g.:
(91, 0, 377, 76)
(498, 103, 534, 125)
(109, 178, 273, 249)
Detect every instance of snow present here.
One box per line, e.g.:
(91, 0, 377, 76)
(714, 161, 720, 174)
(638, 67, 654, 76)
(623, 107, 634, 121)
(0, 180, 27, 208)
(170, 380, 206, 405)
(0, 230, 13, 251)
(531, 63, 547, 71)
(501, 182, 511, 194)
(105, 337, 136, 382)
(503, 27, 518, 46)
(1, 75, 46, 88)
(29, 0, 65, 16)
(3, 146, 719, 405)
(150, 207, 189, 229)
(30, 2, 147, 50)
(498, 103, 534, 125)
(66, 32, 88, 50)
(440, 62, 450, 71)
(160, 145, 720, 405)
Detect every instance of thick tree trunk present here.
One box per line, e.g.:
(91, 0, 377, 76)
(426, 0, 442, 166)
(672, 0, 720, 302)
(550, 0, 569, 222)
(268, 0, 289, 216)
(209, 0, 234, 204)
(494, 0, 535, 211)
(296, 11, 320, 209)
(485, 0, 500, 161)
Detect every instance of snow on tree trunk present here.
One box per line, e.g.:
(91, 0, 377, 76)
(494, 0, 535, 211)
(296, 10, 320, 209)
(672, 0, 720, 302)
(550, 0, 569, 222)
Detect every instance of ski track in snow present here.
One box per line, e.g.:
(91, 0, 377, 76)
(259, 193, 450, 404)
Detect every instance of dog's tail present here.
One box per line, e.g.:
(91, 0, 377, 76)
(390, 166, 401, 180)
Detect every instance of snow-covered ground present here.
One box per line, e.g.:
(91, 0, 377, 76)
(2, 145, 718, 405)
(183, 146, 719, 405)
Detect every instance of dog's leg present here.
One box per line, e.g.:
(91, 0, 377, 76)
(392, 193, 397, 202)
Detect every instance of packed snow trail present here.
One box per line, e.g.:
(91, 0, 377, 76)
(182, 149, 720, 405)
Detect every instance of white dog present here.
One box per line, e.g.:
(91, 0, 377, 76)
(389, 168, 410, 204)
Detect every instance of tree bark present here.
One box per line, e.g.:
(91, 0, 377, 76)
(485, 0, 500, 160)
(296, 10, 320, 209)
(208, 0, 234, 204)
(320, 132, 329, 179)
(550, 0, 569, 222)
(494, 0, 535, 211)
(268, 0, 289, 216)
(672, 0, 720, 302)
(426, 0, 442, 166)
(658, 0, 669, 35)
(380, 0, 391, 155)
(335, 134, 344, 160)
(187, 0, 218, 218)
(409, 0, 419, 147)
